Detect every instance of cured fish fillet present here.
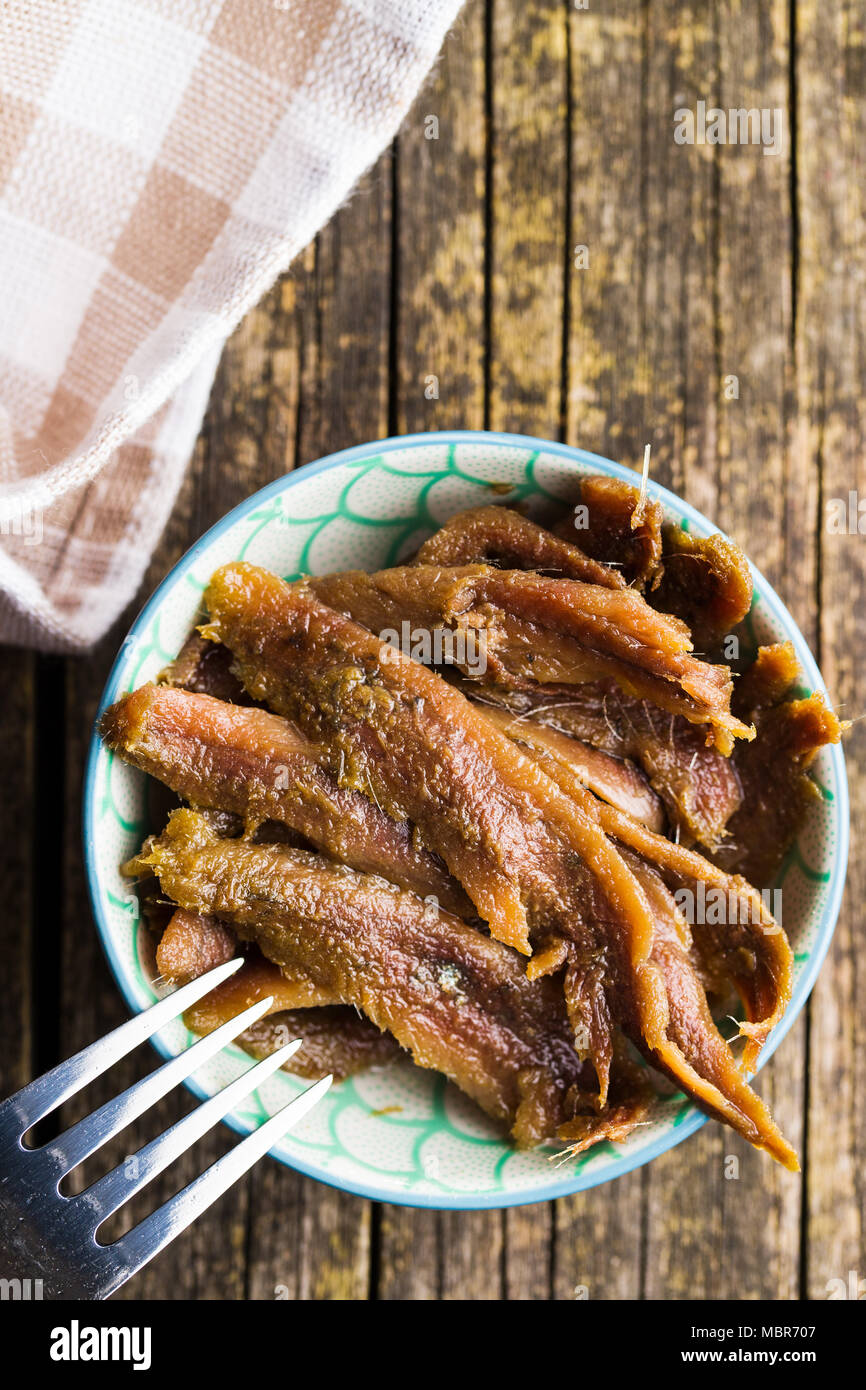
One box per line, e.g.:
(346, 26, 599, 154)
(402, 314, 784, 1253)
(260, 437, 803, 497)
(463, 681, 742, 850)
(155, 907, 399, 1081)
(652, 527, 753, 648)
(308, 564, 751, 753)
(550, 477, 754, 645)
(475, 702, 661, 834)
(551, 474, 663, 586)
(414, 505, 625, 588)
(162, 630, 668, 834)
(202, 562, 797, 1165)
(203, 563, 667, 980)
(160, 631, 250, 704)
(712, 643, 844, 885)
(129, 810, 590, 1145)
(480, 708, 796, 1163)
(149, 865, 649, 1150)
(238, 1008, 403, 1082)
(620, 850, 792, 1162)
(489, 708, 793, 1071)
(100, 683, 469, 917)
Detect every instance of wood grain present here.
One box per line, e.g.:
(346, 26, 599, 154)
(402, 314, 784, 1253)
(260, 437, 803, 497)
(553, 0, 652, 1302)
(643, 0, 804, 1302)
(394, 0, 487, 436)
(2, 0, 862, 1302)
(192, 263, 309, 1305)
(488, 0, 568, 438)
(797, 0, 866, 1302)
(376, 0, 489, 1302)
(0, 650, 33, 1101)
(487, 0, 570, 1297)
(291, 171, 391, 1301)
(566, 0, 651, 470)
(245, 162, 395, 1302)
(710, 0, 804, 1302)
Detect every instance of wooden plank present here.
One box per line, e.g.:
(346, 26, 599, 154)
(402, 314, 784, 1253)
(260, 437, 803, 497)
(797, 0, 866, 1301)
(393, 0, 487, 436)
(710, 0, 804, 1302)
(552, 1172, 644, 1301)
(189, 264, 309, 1303)
(564, 0, 802, 1298)
(375, 0, 489, 1302)
(297, 168, 392, 465)
(0, 649, 33, 1103)
(376, 1205, 440, 1302)
(488, 0, 568, 439)
(716, 0, 801, 589)
(640, 0, 804, 1301)
(566, 0, 652, 472)
(275, 162, 393, 1301)
(440, 1209, 504, 1300)
(567, 0, 720, 505)
(638, 0, 718, 514)
(195, 274, 304, 527)
(555, 0, 663, 1302)
(486, 0, 570, 1296)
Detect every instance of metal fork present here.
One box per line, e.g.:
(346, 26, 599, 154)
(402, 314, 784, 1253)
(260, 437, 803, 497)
(0, 959, 331, 1299)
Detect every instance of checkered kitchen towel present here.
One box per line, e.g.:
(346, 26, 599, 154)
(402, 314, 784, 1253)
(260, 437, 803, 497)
(0, 0, 462, 650)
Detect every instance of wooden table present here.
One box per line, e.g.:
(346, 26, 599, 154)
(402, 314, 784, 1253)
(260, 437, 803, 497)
(2, 0, 863, 1300)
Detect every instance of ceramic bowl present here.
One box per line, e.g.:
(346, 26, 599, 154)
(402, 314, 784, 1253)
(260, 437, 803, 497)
(84, 431, 849, 1208)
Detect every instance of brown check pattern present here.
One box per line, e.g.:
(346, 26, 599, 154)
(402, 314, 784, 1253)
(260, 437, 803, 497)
(0, 0, 462, 649)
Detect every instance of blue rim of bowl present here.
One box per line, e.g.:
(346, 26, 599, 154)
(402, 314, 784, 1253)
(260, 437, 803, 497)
(83, 429, 849, 1210)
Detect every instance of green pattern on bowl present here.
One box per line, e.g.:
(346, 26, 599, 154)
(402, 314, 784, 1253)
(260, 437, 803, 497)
(85, 434, 848, 1208)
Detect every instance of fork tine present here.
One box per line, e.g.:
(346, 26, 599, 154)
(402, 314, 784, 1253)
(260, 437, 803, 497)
(1, 959, 243, 1132)
(48, 993, 278, 1174)
(78, 1038, 303, 1224)
(106, 1075, 332, 1294)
